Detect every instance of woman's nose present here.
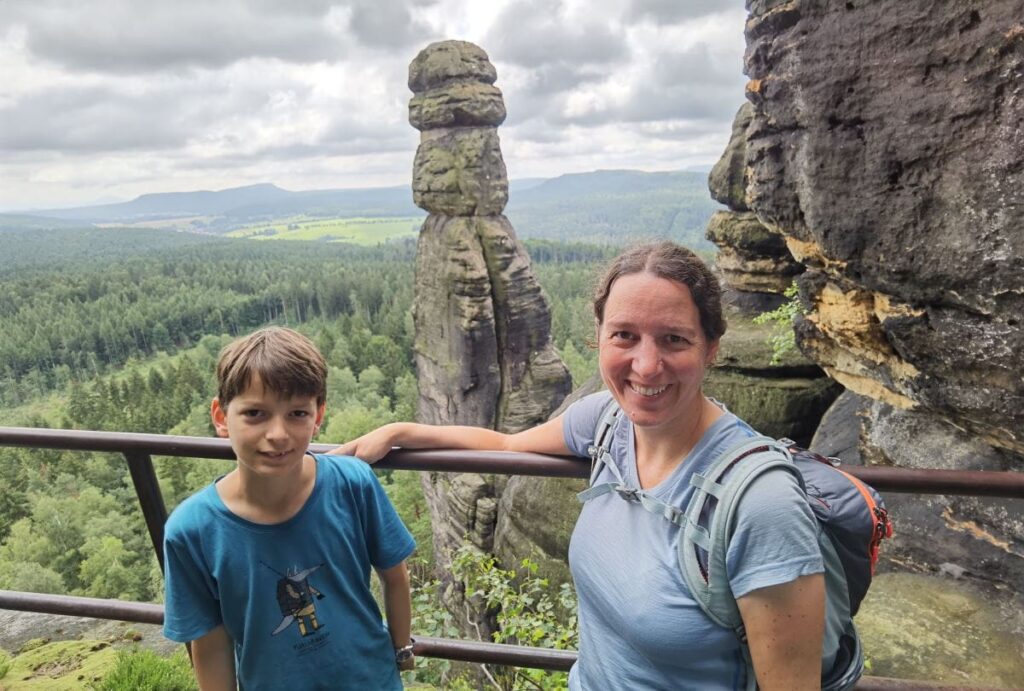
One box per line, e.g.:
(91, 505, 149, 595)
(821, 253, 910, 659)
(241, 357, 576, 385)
(632, 340, 663, 376)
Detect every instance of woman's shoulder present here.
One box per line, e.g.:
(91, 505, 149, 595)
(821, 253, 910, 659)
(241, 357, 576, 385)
(561, 390, 617, 456)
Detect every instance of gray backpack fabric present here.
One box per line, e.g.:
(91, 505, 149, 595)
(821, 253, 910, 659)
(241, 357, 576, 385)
(578, 399, 891, 691)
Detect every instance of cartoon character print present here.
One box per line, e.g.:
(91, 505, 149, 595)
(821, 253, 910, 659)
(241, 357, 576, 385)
(263, 562, 326, 637)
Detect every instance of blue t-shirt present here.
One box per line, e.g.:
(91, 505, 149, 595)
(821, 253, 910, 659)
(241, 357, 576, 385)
(563, 392, 825, 690)
(163, 454, 415, 691)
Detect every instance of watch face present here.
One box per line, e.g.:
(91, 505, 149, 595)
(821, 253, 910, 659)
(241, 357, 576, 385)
(396, 648, 414, 663)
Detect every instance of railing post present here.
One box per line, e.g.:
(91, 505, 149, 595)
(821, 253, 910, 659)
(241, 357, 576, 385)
(124, 451, 169, 572)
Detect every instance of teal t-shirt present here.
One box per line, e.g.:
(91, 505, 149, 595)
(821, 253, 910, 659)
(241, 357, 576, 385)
(563, 392, 826, 690)
(163, 454, 415, 691)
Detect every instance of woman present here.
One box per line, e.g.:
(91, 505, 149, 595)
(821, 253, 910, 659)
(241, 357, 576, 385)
(335, 242, 825, 690)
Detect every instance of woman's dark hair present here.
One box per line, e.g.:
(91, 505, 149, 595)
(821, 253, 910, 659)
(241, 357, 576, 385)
(593, 241, 726, 342)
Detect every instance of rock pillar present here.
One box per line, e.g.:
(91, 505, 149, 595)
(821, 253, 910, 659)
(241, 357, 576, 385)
(408, 40, 572, 637)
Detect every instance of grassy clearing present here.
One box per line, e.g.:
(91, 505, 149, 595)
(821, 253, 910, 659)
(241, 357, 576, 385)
(0, 639, 117, 690)
(0, 641, 197, 691)
(227, 216, 423, 245)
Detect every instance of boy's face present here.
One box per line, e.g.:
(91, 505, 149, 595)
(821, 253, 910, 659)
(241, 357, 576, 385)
(211, 374, 325, 479)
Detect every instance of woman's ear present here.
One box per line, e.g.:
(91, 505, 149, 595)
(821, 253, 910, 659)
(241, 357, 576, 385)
(211, 398, 230, 438)
(705, 338, 721, 367)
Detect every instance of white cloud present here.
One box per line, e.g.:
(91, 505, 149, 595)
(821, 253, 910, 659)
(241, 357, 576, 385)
(0, 0, 748, 211)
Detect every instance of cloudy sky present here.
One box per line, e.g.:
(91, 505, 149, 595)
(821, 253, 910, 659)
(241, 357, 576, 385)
(0, 0, 749, 211)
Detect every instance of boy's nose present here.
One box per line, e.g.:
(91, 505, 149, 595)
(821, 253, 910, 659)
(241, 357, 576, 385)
(265, 417, 289, 441)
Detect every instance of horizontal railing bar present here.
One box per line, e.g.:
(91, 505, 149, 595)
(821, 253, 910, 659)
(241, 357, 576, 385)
(0, 589, 164, 625)
(0, 591, 1009, 690)
(1, 426, 1022, 497)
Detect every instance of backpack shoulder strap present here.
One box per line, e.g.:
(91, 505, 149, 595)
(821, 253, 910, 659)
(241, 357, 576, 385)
(577, 397, 628, 506)
(677, 436, 800, 632)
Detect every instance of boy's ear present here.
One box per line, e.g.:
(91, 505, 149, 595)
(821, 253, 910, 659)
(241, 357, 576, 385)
(314, 402, 326, 429)
(211, 398, 230, 438)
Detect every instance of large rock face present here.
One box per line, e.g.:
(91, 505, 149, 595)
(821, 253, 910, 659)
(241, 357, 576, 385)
(740, 1, 1023, 592)
(744, 0, 1024, 453)
(409, 40, 572, 637)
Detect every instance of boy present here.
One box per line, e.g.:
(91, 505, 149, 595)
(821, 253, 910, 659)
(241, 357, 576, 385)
(163, 327, 416, 690)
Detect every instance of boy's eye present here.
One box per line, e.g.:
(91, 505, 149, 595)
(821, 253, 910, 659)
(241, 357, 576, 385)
(292, 410, 310, 418)
(241, 409, 264, 418)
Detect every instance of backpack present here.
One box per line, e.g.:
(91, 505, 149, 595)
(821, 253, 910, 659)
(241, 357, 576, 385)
(577, 399, 893, 691)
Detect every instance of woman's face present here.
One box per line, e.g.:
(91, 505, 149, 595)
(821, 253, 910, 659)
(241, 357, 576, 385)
(597, 272, 718, 432)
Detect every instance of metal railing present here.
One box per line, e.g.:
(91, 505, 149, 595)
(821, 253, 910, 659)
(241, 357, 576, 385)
(1, 425, 1022, 690)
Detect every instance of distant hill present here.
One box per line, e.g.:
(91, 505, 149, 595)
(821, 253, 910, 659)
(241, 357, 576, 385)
(13, 170, 719, 247)
(505, 169, 718, 247)
(25, 183, 420, 227)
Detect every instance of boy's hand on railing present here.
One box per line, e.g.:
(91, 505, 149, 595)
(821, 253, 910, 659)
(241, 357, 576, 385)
(329, 424, 400, 463)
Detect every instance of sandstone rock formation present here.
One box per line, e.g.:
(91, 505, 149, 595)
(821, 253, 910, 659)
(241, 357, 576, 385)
(706, 102, 802, 313)
(408, 40, 572, 637)
(739, 0, 1023, 590)
(706, 312, 841, 445)
(705, 102, 839, 445)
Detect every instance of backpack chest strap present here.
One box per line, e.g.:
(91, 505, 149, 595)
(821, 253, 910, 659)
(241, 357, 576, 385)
(576, 481, 689, 528)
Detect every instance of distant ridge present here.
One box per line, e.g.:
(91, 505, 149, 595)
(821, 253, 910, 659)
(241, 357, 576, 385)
(26, 183, 419, 223)
(8, 169, 718, 247)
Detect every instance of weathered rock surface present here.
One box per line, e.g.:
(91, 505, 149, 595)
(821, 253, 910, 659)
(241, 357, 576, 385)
(734, 0, 1024, 608)
(706, 104, 800, 307)
(409, 83, 506, 130)
(744, 0, 1024, 455)
(708, 311, 841, 445)
(856, 572, 1024, 686)
(861, 401, 1024, 593)
(409, 40, 572, 640)
(412, 129, 509, 216)
(809, 390, 870, 463)
(408, 40, 497, 93)
(708, 102, 754, 211)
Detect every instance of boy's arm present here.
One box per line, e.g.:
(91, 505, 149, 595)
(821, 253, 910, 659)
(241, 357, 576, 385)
(331, 416, 570, 463)
(376, 561, 414, 671)
(191, 625, 237, 690)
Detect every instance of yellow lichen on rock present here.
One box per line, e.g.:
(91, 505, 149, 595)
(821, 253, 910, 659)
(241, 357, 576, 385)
(802, 282, 921, 408)
(873, 292, 925, 322)
(783, 236, 848, 271)
(941, 506, 1016, 554)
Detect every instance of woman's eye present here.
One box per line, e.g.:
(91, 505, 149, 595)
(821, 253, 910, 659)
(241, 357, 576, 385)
(611, 331, 634, 341)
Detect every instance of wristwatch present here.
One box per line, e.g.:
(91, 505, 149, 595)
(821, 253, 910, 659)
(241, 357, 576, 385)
(395, 640, 415, 665)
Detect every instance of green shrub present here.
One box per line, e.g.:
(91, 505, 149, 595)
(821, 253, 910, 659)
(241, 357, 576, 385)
(454, 543, 578, 690)
(752, 281, 804, 364)
(405, 543, 579, 691)
(91, 648, 196, 691)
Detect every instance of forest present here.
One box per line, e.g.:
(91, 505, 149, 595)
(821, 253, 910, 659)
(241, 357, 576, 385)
(0, 226, 616, 610)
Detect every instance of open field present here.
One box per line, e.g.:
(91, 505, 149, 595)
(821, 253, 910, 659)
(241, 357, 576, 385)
(227, 216, 423, 244)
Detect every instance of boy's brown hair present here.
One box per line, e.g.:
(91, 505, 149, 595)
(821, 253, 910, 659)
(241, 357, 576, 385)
(216, 327, 327, 407)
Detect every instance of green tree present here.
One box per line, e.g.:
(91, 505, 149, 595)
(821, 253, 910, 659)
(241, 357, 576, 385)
(79, 536, 144, 600)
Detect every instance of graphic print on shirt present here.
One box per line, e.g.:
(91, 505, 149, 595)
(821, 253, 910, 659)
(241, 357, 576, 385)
(262, 561, 327, 638)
